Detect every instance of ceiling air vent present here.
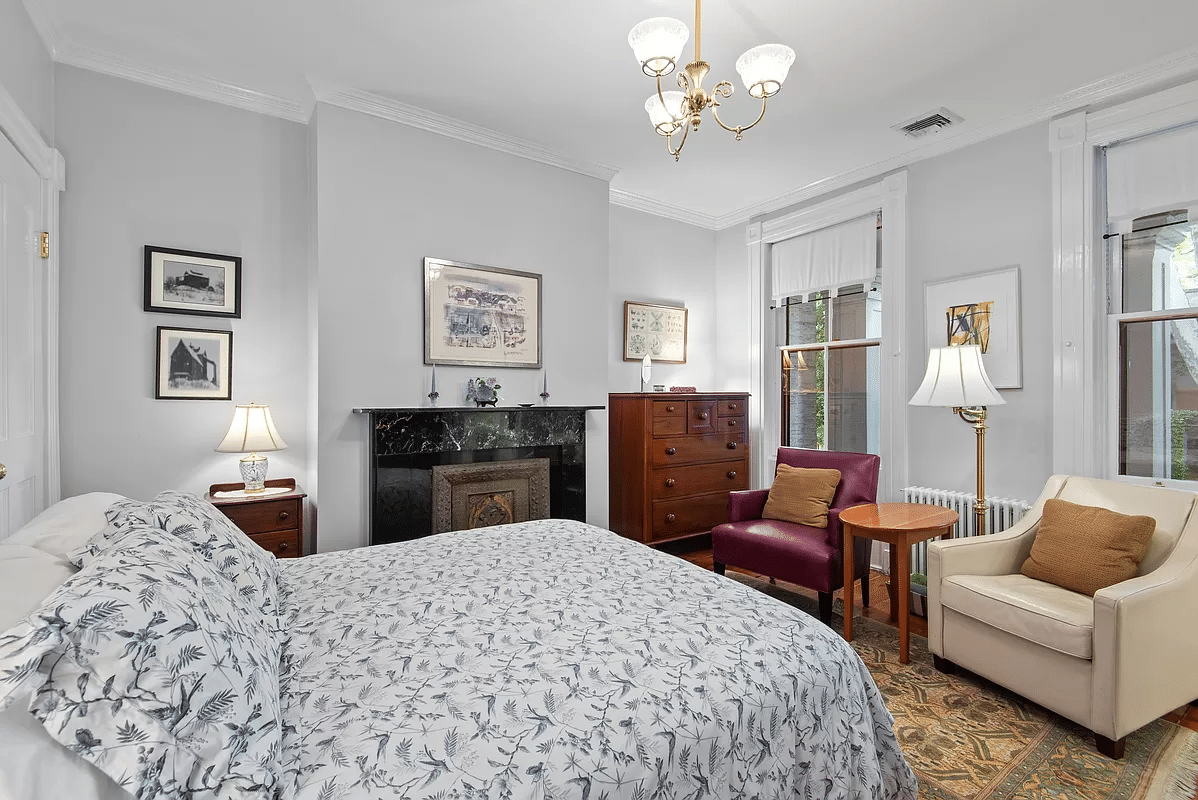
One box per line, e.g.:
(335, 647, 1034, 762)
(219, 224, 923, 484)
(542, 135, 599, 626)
(892, 108, 963, 138)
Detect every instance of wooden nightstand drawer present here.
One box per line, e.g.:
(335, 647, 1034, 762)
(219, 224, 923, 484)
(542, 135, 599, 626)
(248, 529, 301, 558)
(219, 498, 301, 534)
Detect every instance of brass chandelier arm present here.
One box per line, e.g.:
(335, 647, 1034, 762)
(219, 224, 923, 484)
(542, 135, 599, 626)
(653, 73, 690, 129)
(709, 83, 769, 140)
(666, 120, 690, 161)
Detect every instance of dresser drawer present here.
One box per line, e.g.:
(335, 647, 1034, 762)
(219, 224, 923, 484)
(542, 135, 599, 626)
(687, 401, 717, 434)
(651, 492, 732, 541)
(652, 416, 687, 436)
(218, 498, 301, 534)
(717, 399, 746, 416)
(717, 415, 745, 433)
(651, 434, 746, 466)
(653, 400, 686, 418)
(652, 459, 749, 500)
(248, 529, 301, 558)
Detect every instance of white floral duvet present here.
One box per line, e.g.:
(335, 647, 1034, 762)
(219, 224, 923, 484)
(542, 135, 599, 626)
(275, 520, 917, 800)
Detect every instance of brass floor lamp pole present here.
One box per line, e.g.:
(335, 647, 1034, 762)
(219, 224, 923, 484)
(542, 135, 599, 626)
(954, 406, 989, 535)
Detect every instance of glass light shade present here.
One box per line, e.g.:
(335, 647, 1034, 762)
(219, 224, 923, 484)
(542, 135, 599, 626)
(736, 43, 796, 98)
(629, 17, 689, 76)
(215, 403, 288, 453)
(645, 91, 686, 135)
(909, 345, 1005, 408)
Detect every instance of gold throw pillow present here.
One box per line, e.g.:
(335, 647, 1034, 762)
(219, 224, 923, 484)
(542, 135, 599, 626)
(761, 464, 842, 528)
(1020, 498, 1156, 596)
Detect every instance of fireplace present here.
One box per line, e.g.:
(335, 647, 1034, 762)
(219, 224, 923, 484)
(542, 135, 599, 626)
(431, 458, 550, 533)
(353, 406, 601, 544)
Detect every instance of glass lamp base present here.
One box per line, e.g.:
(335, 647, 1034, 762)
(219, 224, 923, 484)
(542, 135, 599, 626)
(239, 454, 269, 493)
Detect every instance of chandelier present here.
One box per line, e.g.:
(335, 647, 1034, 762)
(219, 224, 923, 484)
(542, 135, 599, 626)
(628, 0, 795, 161)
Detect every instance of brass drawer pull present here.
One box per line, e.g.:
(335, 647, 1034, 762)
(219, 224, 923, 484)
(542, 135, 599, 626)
(665, 478, 676, 488)
(665, 514, 676, 523)
(727, 471, 738, 479)
(697, 412, 709, 421)
(727, 442, 738, 450)
(665, 447, 677, 455)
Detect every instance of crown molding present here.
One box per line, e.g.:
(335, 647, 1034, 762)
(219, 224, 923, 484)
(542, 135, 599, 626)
(54, 42, 310, 122)
(608, 189, 720, 230)
(22, 0, 61, 58)
(311, 84, 619, 182)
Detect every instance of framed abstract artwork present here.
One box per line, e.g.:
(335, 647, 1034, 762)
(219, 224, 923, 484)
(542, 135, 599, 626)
(424, 258, 542, 368)
(623, 301, 688, 363)
(144, 246, 242, 318)
(155, 326, 233, 400)
(924, 266, 1022, 388)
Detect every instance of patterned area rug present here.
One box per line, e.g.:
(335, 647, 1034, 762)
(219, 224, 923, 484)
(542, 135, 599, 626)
(728, 573, 1198, 800)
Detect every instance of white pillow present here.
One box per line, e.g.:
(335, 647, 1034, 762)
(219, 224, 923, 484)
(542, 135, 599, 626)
(0, 704, 129, 800)
(0, 543, 76, 632)
(5, 492, 127, 561)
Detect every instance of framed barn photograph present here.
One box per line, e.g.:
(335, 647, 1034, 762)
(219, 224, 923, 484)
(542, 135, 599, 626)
(144, 245, 242, 318)
(424, 257, 542, 368)
(155, 326, 233, 400)
(623, 301, 688, 363)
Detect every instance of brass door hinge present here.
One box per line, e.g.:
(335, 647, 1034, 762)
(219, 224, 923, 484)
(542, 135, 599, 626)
(39, 232, 49, 259)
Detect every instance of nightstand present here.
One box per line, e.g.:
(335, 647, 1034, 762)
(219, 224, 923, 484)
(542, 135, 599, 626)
(205, 479, 306, 558)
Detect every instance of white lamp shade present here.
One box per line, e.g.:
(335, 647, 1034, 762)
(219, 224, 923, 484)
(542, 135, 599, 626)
(629, 17, 689, 76)
(215, 404, 288, 453)
(909, 345, 1005, 408)
(735, 44, 796, 98)
(645, 91, 686, 134)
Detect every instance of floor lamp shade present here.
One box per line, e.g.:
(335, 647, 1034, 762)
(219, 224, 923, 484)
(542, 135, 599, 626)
(215, 404, 287, 492)
(909, 345, 1005, 408)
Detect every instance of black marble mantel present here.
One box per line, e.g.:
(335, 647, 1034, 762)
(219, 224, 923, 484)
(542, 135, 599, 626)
(353, 406, 603, 545)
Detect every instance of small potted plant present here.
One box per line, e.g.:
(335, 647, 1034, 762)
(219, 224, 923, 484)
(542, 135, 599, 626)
(910, 572, 928, 617)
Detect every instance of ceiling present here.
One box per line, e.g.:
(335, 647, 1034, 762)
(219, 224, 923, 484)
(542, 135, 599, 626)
(29, 0, 1198, 225)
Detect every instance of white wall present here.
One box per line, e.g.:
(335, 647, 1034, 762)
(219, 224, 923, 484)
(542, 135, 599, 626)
(714, 225, 751, 391)
(55, 66, 310, 501)
(312, 103, 610, 552)
(0, 0, 53, 144)
(609, 205, 716, 391)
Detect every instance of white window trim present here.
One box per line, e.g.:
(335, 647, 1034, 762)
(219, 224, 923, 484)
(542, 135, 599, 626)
(1051, 79, 1198, 482)
(746, 171, 908, 500)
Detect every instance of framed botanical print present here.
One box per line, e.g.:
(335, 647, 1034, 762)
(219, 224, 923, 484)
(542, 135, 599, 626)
(155, 326, 233, 400)
(424, 257, 542, 368)
(144, 246, 242, 318)
(623, 301, 688, 363)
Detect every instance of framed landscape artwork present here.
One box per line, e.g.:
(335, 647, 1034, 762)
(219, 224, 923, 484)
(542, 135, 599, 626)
(424, 257, 542, 368)
(155, 326, 233, 400)
(924, 266, 1022, 388)
(144, 245, 242, 318)
(623, 301, 688, 363)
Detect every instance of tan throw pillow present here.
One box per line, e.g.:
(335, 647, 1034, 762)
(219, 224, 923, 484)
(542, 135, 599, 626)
(761, 464, 842, 528)
(1020, 498, 1156, 596)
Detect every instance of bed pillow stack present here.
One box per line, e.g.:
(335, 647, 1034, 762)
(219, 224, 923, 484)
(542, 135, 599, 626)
(0, 524, 285, 798)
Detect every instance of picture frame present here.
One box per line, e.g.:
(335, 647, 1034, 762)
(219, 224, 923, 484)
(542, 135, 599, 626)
(623, 301, 688, 363)
(424, 257, 542, 368)
(924, 266, 1022, 389)
(144, 245, 242, 318)
(155, 326, 233, 400)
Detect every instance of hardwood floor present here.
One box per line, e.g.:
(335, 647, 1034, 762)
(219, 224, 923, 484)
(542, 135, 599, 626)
(661, 535, 1198, 733)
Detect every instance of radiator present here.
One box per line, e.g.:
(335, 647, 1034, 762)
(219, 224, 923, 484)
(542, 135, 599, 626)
(900, 486, 1031, 576)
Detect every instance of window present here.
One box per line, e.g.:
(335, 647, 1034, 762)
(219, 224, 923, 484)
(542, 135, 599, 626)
(1111, 211, 1198, 480)
(779, 271, 882, 454)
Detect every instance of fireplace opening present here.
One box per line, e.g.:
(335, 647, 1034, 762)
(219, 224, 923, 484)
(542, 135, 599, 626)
(431, 458, 550, 533)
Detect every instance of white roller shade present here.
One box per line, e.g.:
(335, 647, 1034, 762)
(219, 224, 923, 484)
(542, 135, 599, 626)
(1106, 123, 1198, 222)
(771, 214, 876, 302)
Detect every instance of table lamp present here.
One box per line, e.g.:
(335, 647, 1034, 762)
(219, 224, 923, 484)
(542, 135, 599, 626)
(215, 403, 287, 493)
(908, 345, 1005, 535)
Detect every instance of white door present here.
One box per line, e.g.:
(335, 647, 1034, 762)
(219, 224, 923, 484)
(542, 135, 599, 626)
(0, 131, 45, 537)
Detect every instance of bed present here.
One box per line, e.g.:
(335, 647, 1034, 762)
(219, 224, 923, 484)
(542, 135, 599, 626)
(0, 492, 917, 800)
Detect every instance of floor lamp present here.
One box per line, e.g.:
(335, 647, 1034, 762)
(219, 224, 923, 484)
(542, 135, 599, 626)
(909, 345, 1005, 535)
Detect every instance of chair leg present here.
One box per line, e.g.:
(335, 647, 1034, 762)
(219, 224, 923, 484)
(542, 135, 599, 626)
(932, 655, 957, 674)
(860, 575, 870, 607)
(1095, 734, 1126, 760)
(817, 592, 833, 626)
(713, 561, 726, 575)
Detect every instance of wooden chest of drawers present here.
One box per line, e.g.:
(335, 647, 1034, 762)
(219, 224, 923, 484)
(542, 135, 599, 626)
(609, 392, 750, 544)
(205, 480, 306, 558)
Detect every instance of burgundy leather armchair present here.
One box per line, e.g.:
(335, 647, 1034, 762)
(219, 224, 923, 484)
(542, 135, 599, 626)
(711, 447, 881, 625)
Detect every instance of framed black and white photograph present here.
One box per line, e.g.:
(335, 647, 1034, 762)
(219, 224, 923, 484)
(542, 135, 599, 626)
(424, 257, 542, 368)
(155, 326, 233, 400)
(144, 245, 242, 318)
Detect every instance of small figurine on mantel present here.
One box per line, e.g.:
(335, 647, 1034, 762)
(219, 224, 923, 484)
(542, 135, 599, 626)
(466, 377, 502, 407)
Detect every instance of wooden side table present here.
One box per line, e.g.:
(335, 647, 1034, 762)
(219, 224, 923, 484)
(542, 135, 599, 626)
(840, 503, 958, 664)
(205, 478, 306, 558)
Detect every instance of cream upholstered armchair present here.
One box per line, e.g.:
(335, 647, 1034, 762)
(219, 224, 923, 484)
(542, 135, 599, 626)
(928, 475, 1198, 759)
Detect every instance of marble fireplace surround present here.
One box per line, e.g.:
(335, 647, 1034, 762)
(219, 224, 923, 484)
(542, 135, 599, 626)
(352, 406, 602, 545)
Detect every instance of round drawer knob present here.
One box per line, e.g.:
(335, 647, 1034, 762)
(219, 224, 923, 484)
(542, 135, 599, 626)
(697, 412, 709, 421)
(665, 447, 677, 455)
(727, 471, 738, 479)
(665, 478, 676, 488)
(665, 514, 676, 523)
(666, 405, 676, 412)
(278, 542, 290, 552)
(729, 404, 738, 410)
(728, 420, 738, 427)
(727, 442, 738, 450)
(278, 511, 289, 521)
